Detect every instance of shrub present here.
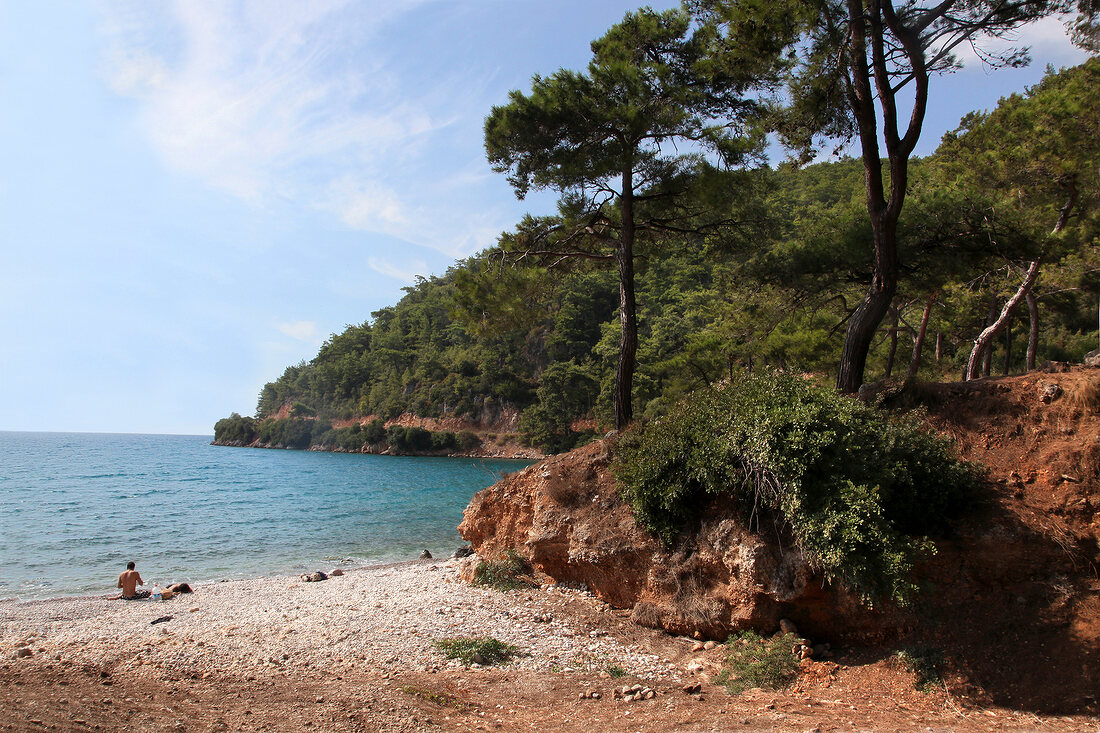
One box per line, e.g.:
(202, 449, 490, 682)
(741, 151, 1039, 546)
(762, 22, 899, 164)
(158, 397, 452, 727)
(894, 645, 943, 691)
(257, 417, 314, 449)
(363, 418, 387, 444)
(435, 637, 520, 666)
(430, 430, 457, 450)
(472, 550, 532, 591)
(316, 425, 366, 452)
(456, 430, 482, 451)
(213, 413, 257, 444)
(386, 425, 433, 453)
(613, 371, 983, 605)
(717, 631, 800, 694)
(289, 401, 315, 417)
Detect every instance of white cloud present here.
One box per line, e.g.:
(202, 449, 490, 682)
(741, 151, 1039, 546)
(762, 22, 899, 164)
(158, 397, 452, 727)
(950, 14, 1090, 70)
(325, 176, 409, 230)
(93, 0, 506, 253)
(277, 320, 319, 341)
(368, 256, 428, 284)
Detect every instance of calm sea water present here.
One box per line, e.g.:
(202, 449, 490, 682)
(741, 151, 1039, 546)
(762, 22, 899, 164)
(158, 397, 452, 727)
(0, 432, 531, 601)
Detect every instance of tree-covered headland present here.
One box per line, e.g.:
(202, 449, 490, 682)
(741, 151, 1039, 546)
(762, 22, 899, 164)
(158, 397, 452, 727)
(216, 4, 1098, 459)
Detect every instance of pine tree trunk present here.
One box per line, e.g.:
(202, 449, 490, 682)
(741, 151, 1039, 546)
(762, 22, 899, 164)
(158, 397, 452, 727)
(1026, 291, 1039, 370)
(837, 224, 898, 392)
(935, 332, 943, 362)
(981, 300, 996, 378)
(614, 172, 637, 431)
(966, 260, 1042, 380)
(965, 182, 1075, 380)
(884, 307, 900, 379)
(907, 291, 936, 380)
(1003, 316, 1012, 375)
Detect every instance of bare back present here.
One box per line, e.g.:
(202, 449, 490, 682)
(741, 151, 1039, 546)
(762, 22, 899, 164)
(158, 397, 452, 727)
(117, 569, 143, 598)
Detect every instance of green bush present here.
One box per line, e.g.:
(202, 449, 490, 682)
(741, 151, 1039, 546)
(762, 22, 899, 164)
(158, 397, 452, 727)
(717, 631, 800, 694)
(213, 413, 257, 444)
(363, 418, 387, 444)
(257, 417, 315, 449)
(386, 425, 433, 453)
(894, 645, 943, 691)
(472, 550, 532, 591)
(456, 430, 482, 451)
(431, 430, 457, 450)
(613, 371, 983, 605)
(317, 425, 367, 452)
(289, 401, 315, 417)
(434, 637, 520, 666)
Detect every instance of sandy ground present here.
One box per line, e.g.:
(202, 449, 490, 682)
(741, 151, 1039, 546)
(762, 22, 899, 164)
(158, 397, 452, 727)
(2, 559, 1099, 732)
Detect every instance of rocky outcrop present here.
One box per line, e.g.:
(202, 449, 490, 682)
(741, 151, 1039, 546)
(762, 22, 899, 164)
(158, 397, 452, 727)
(460, 370, 1100, 710)
(458, 440, 894, 642)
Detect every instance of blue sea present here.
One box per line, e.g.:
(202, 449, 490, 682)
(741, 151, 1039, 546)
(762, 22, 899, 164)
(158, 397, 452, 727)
(0, 432, 531, 601)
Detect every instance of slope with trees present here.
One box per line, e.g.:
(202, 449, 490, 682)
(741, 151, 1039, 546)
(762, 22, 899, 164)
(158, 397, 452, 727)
(215, 56, 1099, 455)
(691, 0, 1098, 393)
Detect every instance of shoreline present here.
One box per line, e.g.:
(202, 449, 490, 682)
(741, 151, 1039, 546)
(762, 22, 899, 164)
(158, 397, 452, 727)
(0, 557, 672, 680)
(0, 558, 429, 608)
(4, 557, 1098, 731)
(210, 439, 546, 461)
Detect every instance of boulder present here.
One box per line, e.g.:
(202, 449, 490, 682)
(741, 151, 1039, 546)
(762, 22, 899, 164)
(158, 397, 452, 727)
(419, 549, 433, 560)
(1039, 382, 1064, 404)
(1085, 349, 1100, 368)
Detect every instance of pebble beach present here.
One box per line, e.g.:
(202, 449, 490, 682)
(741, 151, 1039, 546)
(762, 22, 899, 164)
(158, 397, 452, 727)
(0, 558, 673, 682)
(6, 557, 1097, 732)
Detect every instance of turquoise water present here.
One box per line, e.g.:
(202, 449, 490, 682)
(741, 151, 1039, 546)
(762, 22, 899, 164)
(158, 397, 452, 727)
(0, 432, 531, 600)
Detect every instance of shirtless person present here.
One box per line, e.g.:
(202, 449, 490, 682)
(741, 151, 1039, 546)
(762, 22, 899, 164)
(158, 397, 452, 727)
(117, 561, 149, 600)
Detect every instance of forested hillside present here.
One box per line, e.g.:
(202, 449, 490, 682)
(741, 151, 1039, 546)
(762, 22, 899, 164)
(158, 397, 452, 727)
(215, 54, 1099, 454)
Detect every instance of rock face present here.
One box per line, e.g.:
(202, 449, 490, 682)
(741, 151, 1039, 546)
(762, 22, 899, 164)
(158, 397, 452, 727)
(461, 370, 1100, 708)
(458, 441, 889, 642)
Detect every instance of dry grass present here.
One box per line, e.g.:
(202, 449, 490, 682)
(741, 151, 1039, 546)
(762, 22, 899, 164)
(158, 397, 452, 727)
(1068, 376, 1100, 413)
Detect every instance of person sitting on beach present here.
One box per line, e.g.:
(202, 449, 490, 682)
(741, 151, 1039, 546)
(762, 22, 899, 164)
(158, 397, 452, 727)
(117, 561, 149, 600)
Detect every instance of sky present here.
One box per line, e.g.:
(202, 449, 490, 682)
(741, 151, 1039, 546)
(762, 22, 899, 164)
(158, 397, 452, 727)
(0, 1, 1091, 435)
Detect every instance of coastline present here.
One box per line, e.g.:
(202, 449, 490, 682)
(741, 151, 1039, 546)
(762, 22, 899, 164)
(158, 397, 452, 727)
(4, 557, 1097, 731)
(0, 558, 672, 679)
(0, 558, 427, 607)
(210, 439, 546, 460)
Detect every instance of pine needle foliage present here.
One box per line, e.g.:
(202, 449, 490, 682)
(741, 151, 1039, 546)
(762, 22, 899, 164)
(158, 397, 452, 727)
(614, 371, 982, 605)
(716, 631, 801, 694)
